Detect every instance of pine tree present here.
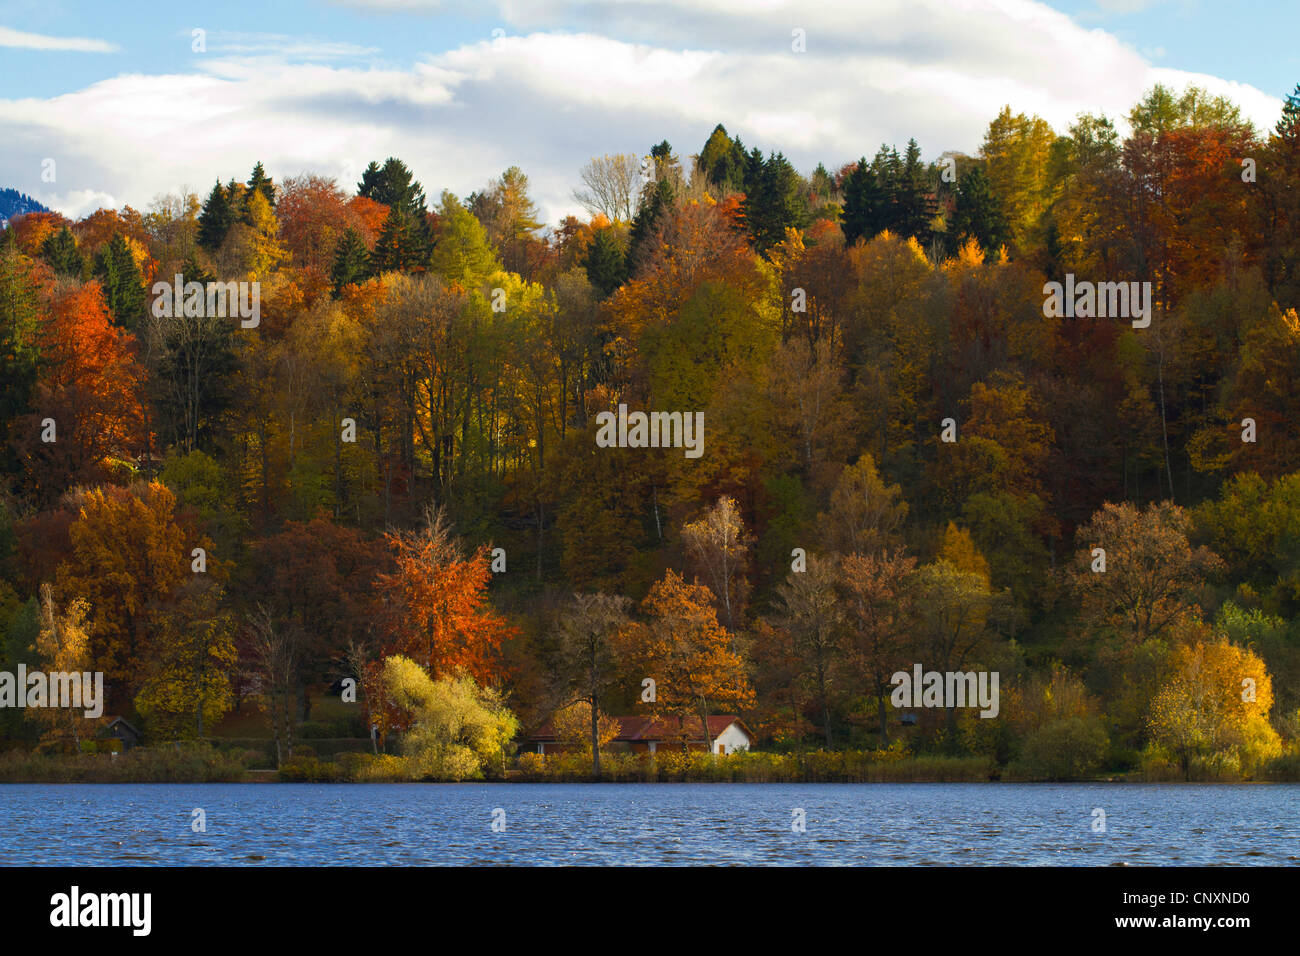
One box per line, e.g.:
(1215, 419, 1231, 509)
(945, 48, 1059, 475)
(41, 226, 85, 278)
(698, 124, 748, 193)
(740, 151, 806, 253)
(810, 163, 834, 201)
(370, 204, 423, 274)
(841, 158, 888, 246)
(93, 233, 146, 330)
(950, 165, 1010, 254)
(628, 144, 680, 274)
(330, 227, 371, 294)
(584, 227, 627, 298)
(358, 158, 428, 217)
(197, 181, 234, 251)
(246, 162, 276, 209)
(148, 253, 237, 453)
(358, 158, 430, 262)
(873, 144, 903, 232)
(895, 139, 936, 244)
(1264, 84, 1300, 308)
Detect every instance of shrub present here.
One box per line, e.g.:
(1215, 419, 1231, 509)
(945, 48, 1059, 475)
(511, 747, 993, 783)
(277, 755, 343, 782)
(1009, 717, 1109, 781)
(0, 744, 252, 782)
(1262, 750, 1300, 781)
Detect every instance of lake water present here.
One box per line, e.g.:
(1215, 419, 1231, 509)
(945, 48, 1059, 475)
(2, 783, 1298, 866)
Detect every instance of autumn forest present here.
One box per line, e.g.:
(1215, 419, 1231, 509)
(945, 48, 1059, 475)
(4, 81, 1300, 783)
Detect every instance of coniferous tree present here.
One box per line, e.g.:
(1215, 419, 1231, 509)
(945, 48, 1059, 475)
(896, 139, 936, 244)
(227, 177, 255, 227)
(358, 158, 428, 217)
(1262, 84, 1300, 309)
(330, 226, 371, 294)
(41, 226, 85, 278)
(358, 157, 430, 263)
(740, 151, 806, 253)
(197, 181, 234, 251)
(246, 162, 276, 209)
(698, 124, 748, 193)
(810, 163, 834, 201)
(628, 142, 681, 272)
(950, 165, 1010, 254)
(370, 204, 424, 274)
(841, 158, 888, 246)
(583, 227, 627, 298)
(93, 234, 146, 331)
(873, 144, 904, 231)
(146, 253, 239, 453)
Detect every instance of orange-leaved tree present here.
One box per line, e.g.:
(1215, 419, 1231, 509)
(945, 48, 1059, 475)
(17, 280, 148, 503)
(627, 569, 752, 755)
(373, 505, 514, 737)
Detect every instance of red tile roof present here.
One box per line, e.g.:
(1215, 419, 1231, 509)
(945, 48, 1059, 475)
(530, 714, 751, 743)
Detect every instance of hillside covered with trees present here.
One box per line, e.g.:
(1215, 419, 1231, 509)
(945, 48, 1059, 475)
(4, 82, 1300, 782)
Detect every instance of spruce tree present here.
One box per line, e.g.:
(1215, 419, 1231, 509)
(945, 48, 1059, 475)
(810, 163, 834, 201)
(841, 158, 888, 246)
(699, 124, 748, 193)
(896, 139, 936, 244)
(740, 151, 805, 253)
(370, 204, 423, 274)
(628, 177, 673, 272)
(41, 226, 84, 278)
(198, 181, 234, 251)
(950, 165, 1010, 255)
(330, 227, 371, 294)
(1265, 84, 1300, 306)
(246, 162, 276, 208)
(358, 158, 428, 217)
(148, 253, 237, 453)
(358, 158, 430, 263)
(584, 227, 627, 298)
(873, 144, 903, 232)
(93, 233, 146, 330)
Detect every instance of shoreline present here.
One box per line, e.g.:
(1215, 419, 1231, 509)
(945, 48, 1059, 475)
(5, 747, 1294, 785)
(2, 776, 1293, 785)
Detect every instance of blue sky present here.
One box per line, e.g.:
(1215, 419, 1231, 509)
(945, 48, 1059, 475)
(1048, 0, 1300, 97)
(1, 0, 1293, 222)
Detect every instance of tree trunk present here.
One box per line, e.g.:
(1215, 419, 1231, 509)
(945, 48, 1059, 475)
(818, 666, 832, 747)
(877, 691, 889, 744)
(1155, 333, 1175, 500)
(270, 694, 283, 769)
(590, 693, 602, 780)
(652, 485, 662, 542)
(284, 686, 295, 760)
(334, 403, 343, 519)
(698, 700, 715, 760)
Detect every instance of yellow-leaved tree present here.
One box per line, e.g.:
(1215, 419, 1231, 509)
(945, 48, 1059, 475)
(31, 583, 96, 750)
(381, 655, 518, 781)
(134, 578, 237, 740)
(1148, 638, 1280, 779)
(553, 701, 622, 755)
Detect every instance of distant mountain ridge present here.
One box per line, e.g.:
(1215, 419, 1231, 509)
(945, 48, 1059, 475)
(0, 188, 51, 229)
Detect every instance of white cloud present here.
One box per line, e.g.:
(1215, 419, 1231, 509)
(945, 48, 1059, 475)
(40, 189, 120, 220)
(0, 25, 119, 53)
(0, 1, 1283, 225)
